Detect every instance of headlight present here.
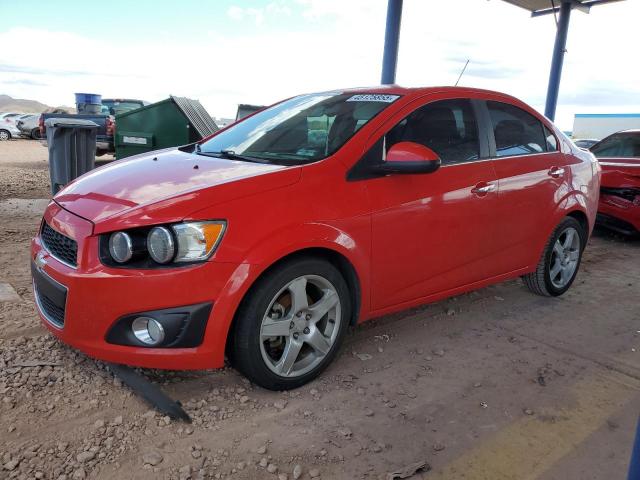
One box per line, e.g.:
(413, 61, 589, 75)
(103, 221, 226, 267)
(172, 221, 226, 263)
(147, 226, 175, 264)
(108, 231, 133, 263)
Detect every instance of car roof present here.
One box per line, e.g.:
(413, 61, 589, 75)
(327, 85, 522, 102)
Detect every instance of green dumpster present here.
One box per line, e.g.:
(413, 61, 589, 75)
(114, 96, 219, 159)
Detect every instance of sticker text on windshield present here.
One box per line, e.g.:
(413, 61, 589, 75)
(346, 94, 400, 103)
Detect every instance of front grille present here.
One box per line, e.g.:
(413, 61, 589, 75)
(34, 284, 65, 327)
(41, 222, 78, 267)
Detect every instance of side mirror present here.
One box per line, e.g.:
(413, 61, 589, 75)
(371, 141, 441, 175)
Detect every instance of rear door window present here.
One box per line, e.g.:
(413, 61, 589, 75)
(487, 101, 547, 157)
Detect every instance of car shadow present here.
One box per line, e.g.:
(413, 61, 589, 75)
(592, 226, 639, 245)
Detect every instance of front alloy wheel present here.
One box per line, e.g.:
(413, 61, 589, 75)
(228, 257, 350, 390)
(260, 275, 341, 378)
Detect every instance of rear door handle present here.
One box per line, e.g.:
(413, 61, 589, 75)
(548, 166, 565, 178)
(471, 182, 496, 196)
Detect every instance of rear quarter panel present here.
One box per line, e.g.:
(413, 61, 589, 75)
(536, 138, 600, 262)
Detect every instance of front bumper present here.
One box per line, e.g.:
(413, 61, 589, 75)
(31, 202, 241, 370)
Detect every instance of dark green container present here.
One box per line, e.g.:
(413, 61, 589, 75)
(115, 96, 219, 159)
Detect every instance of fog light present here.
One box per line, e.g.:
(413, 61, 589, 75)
(131, 317, 165, 345)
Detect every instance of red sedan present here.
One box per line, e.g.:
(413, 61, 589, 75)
(31, 86, 600, 390)
(590, 130, 640, 236)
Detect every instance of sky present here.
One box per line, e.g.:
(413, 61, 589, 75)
(0, 0, 639, 130)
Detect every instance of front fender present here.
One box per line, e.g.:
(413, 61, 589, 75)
(204, 221, 371, 368)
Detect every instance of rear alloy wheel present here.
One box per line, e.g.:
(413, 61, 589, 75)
(30, 128, 41, 140)
(229, 258, 350, 390)
(0, 130, 10, 141)
(523, 216, 586, 296)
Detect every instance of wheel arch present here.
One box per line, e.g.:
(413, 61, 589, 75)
(222, 246, 362, 356)
(566, 209, 589, 240)
(246, 247, 360, 324)
(526, 188, 592, 272)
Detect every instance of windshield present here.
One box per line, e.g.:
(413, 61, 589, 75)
(199, 92, 400, 163)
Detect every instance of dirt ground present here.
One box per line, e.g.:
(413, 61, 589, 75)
(0, 140, 638, 480)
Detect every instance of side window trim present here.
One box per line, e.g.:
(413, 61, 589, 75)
(543, 125, 559, 152)
(474, 100, 496, 158)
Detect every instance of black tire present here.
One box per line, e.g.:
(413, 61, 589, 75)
(30, 128, 41, 140)
(522, 216, 586, 296)
(0, 129, 10, 141)
(96, 149, 106, 157)
(228, 257, 351, 390)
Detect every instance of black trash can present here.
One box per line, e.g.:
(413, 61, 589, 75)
(45, 118, 99, 194)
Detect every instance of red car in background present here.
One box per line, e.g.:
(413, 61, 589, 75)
(31, 86, 600, 390)
(590, 130, 640, 236)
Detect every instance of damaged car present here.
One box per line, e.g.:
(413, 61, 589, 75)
(591, 130, 640, 236)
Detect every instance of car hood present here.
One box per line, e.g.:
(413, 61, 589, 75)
(55, 148, 300, 230)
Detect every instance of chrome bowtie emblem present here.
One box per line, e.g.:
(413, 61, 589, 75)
(35, 251, 47, 271)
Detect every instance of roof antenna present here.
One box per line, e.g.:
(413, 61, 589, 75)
(455, 59, 470, 86)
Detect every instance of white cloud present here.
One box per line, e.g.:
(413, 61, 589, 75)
(227, 2, 292, 26)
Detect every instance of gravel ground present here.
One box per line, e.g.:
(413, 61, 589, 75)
(0, 141, 638, 480)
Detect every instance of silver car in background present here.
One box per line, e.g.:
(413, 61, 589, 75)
(0, 113, 23, 140)
(16, 114, 41, 139)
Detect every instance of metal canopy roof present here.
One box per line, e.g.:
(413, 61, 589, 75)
(502, 0, 624, 16)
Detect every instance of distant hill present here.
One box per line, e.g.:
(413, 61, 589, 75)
(0, 94, 75, 114)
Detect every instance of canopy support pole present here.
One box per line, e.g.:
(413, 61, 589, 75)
(381, 0, 403, 85)
(544, 1, 572, 120)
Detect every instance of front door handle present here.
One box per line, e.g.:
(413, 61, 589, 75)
(548, 166, 565, 178)
(471, 182, 496, 196)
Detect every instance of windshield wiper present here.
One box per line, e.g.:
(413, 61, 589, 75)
(196, 149, 272, 164)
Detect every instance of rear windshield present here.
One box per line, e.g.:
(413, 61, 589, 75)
(199, 92, 400, 163)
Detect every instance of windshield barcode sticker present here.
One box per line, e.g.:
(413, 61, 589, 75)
(346, 94, 400, 103)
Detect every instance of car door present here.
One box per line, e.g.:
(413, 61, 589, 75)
(482, 100, 569, 272)
(359, 97, 503, 311)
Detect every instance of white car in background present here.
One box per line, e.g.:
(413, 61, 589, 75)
(16, 114, 41, 139)
(0, 113, 24, 140)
